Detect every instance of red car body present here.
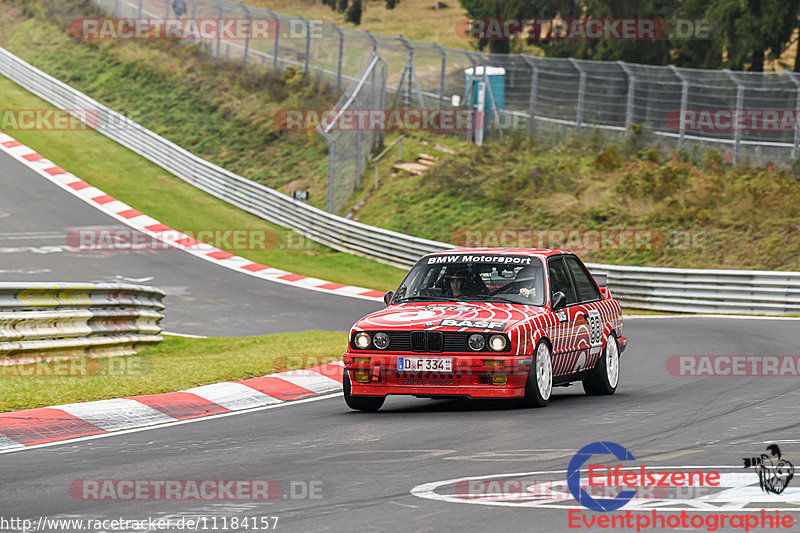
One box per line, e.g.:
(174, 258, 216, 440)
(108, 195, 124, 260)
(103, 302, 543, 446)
(343, 248, 628, 410)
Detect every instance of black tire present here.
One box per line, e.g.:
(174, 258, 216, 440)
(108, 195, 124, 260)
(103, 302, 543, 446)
(583, 334, 620, 396)
(343, 371, 385, 411)
(520, 340, 552, 408)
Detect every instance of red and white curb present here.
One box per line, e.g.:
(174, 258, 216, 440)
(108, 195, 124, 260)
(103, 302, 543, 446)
(0, 131, 385, 302)
(0, 362, 344, 451)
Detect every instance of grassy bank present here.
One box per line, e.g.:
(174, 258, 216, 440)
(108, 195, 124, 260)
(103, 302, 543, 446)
(2, 0, 799, 273)
(0, 332, 346, 412)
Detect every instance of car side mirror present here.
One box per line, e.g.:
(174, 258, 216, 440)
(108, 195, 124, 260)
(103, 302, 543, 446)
(551, 291, 566, 311)
(384, 290, 395, 306)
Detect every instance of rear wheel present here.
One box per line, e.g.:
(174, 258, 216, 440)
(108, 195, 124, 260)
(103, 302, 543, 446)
(343, 371, 385, 411)
(583, 334, 619, 396)
(521, 341, 552, 408)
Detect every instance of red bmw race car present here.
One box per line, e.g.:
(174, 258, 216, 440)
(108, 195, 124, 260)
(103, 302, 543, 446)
(342, 248, 628, 411)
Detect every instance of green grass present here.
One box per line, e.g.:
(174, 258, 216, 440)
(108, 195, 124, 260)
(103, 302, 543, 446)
(0, 332, 346, 412)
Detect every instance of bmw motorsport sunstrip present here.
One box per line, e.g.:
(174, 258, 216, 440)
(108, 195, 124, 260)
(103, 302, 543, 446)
(342, 248, 628, 411)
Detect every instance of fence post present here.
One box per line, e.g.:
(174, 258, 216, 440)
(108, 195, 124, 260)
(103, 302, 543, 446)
(326, 141, 335, 213)
(164, 0, 169, 20)
(265, 9, 280, 70)
(137, 0, 142, 18)
(356, 130, 362, 188)
(521, 55, 539, 137)
(789, 72, 800, 160)
(191, 0, 196, 19)
(725, 70, 743, 165)
(569, 58, 585, 132)
(364, 30, 377, 53)
(462, 51, 478, 143)
(239, 3, 251, 65)
(215, 0, 223, 58)
(396, 36, 424, 108)
(669, 65, 688, 150)
(299, 16, 311, 74)
(618, 61, 636, 130)
(431, 42, 446, 111)
(332, 24, 344, 91)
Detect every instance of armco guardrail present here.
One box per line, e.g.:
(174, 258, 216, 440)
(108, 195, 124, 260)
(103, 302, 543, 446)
(586, 263, 800, 315)
(0, 283, 165, 363)
(2, 46, 800, 315)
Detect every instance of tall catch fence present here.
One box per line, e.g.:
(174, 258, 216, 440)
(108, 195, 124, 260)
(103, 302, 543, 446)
(90, 0, 800, 209)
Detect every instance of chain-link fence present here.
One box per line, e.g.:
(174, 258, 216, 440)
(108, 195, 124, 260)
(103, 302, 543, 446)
(318, 53, 386, 213)
(90, 0, 800, 212)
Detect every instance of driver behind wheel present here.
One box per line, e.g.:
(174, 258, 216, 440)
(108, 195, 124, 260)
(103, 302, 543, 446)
(444, 268, 470, 298)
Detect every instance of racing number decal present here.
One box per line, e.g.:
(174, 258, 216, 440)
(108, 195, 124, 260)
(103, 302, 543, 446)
(587, 309, 602, 346)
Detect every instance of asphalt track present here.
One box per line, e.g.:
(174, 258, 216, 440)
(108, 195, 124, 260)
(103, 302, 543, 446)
(2, 317, 800, 532)
(0, 151, 381, 336)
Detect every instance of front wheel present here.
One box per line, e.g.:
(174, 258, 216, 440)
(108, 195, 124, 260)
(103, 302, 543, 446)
(583, 334, 620, 396)
(343, 371, 385, 411)
(520, 341, 552, 408)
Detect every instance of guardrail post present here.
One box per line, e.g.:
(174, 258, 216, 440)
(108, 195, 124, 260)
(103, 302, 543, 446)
(789, 72, 800, 160)
(431, 42, 446, 111)
(669, 65, 688, 150)
(333, 24, 344, 91)
(521, 55, 539, 137)
(214, 0, 223, 58)
(569, 58, 585, 132)
(239, 3, 251, 65)
(618, 61, 636, 130)
(726, 69, 743, 164)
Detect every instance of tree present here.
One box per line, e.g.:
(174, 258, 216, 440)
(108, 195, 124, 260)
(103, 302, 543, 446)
(458, 0, 572, 54)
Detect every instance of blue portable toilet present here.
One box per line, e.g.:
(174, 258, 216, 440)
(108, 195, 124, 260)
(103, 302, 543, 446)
(465, 66, 506, 128)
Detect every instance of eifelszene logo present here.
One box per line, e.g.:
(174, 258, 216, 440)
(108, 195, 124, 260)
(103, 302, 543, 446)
(567, 441, 637, 512)
(743, 444, 795, 495)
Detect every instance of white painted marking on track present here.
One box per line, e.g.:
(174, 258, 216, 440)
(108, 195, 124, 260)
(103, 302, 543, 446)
(0, 392, 343, 455)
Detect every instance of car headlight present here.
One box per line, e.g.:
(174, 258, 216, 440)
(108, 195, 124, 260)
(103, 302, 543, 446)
(354, 332, 371, 349)
(488, 335, 507, 352)
(468, 334, 485, 351)
(373, 332, 390, 349)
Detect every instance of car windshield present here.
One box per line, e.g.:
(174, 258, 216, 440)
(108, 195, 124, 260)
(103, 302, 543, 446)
(393, 254, 546, 306)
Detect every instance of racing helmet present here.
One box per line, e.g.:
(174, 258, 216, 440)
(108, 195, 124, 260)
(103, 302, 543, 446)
(514, 265, 538, 285)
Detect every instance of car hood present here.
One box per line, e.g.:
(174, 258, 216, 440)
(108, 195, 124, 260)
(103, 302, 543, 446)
(353, 302, 548, 333)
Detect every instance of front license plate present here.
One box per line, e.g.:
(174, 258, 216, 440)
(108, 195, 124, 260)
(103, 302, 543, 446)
(398, 357, 452, 372)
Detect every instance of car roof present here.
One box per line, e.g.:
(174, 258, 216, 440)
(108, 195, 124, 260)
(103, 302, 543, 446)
(425, 248, 570, 259)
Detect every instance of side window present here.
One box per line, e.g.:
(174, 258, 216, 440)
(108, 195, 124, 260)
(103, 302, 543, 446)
(565, 256, 601, 303)
(548, 258, 578, 305)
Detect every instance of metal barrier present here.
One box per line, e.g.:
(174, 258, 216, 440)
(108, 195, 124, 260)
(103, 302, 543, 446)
(0, 283, 165, 363)
(2, 46, 800, 315)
